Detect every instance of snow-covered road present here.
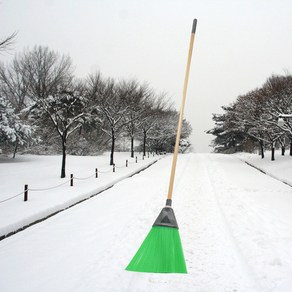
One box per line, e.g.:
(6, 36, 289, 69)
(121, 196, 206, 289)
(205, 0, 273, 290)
(1, 153, 292, 292)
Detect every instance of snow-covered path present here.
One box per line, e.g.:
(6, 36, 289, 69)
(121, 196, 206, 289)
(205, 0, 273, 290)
(1, 153, 292, 292)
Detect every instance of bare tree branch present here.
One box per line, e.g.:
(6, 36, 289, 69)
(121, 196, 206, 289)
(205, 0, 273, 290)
(0, 32, 18, 53)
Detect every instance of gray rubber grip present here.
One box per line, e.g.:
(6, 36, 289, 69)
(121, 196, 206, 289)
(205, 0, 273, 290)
(192, 19, 197, 34)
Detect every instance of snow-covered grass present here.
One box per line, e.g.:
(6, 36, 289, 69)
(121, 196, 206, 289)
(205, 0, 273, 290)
(0, 151, 292, 291)
(0, 152, 161, 238)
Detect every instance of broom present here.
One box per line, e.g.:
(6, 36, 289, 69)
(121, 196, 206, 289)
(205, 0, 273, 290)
(126, 19, 197, 273)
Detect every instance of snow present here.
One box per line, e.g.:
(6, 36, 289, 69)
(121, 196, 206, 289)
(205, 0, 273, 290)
(235, 151, 292, 187)
(0, 152, 160, 237)
(0, 151, 292, 291)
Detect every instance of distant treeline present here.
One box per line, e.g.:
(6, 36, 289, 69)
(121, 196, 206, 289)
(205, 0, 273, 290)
(207, 74, 292, 160)
(0, 45, 191, 177)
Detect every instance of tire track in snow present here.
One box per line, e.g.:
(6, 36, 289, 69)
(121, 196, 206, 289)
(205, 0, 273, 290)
(141, 153, 261, 291)
(208, 154, 292, 291)
(203, 154, 262, 291)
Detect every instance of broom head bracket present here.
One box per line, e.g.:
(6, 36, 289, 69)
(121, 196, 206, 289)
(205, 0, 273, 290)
(153, 207, 178, 229)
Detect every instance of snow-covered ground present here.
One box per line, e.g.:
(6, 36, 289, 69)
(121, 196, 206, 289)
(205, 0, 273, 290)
(0, 152, 160, 238)
(235, 151, 292, 186)
(0, 151, 292, 291)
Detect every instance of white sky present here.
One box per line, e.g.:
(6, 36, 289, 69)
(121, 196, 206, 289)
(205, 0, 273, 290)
(1, 0, 292, 152)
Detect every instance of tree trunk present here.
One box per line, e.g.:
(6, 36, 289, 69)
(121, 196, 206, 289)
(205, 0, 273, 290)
(143, 131, 147, 157)
(259, 141, 264, 159)
(110, 130, 115, 165)
(61, 135, 67, 178)
(290, 139, 292, 156)
(271, 144, 275, 161)
(13, 142, 18, 159)
(281, 146, 285, 156)
(131, 136, 134, 158)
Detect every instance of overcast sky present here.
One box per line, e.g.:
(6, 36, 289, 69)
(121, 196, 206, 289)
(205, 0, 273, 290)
(1, 0, 292, 152)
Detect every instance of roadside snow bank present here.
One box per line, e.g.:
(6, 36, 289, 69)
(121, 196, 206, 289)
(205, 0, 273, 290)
(234, 151, 292, 187)
(0, 152, 163, 239)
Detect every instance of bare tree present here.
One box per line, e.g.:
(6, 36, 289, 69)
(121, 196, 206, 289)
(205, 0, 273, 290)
(0, 57, 31, 111)
(122, 81, 152, 158)
(22, 46, 74, 98)
(0, 45, 73, 109)
(30, 82, 88, 178)
(139, 93, 173, 155)
(99, 79, 130, 165)
(0, 32, 17, 53)
(87, 74, 127, 165)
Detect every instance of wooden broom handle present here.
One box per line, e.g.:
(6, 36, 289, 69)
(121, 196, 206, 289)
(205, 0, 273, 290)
(167, 19, 197, 204)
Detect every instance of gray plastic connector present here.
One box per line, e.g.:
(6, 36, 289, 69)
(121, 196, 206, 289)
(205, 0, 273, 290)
(152, 207, 178, 229)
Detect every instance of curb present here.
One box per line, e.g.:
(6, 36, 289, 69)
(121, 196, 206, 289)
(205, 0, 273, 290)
(238, 158, 292, 188)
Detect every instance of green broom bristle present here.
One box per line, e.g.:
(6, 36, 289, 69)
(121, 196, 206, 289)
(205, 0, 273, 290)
(125, 225, 187, 273)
